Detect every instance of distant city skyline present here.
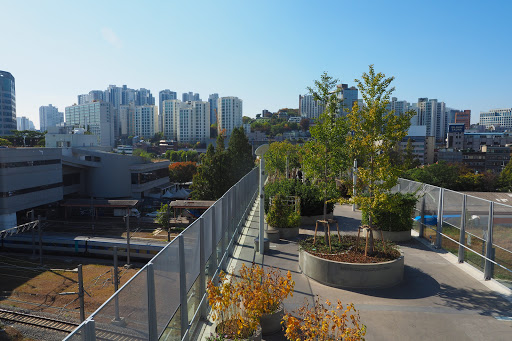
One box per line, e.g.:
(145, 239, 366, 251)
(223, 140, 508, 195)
(3, 0, 512, 128)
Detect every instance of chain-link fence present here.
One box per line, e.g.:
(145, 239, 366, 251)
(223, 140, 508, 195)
(63, 167, 259, 341)
(394, 178, 512, 287)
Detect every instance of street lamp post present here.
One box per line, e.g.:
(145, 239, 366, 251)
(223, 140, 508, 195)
(255, 144, 269, 254)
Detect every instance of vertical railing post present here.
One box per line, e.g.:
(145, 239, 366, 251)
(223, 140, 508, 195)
(484, 202, 494, 280)
(435, 188, 444, 249)
(147, 263, 158, 341)
(199, 217, 206, 319)
(78, 264, 85, 323)
(179, 235, 189, 341)
(259, 157, 265, 254)
(458, 195, 467, 263)
(211, 207, 217, 277)
(84, 319, 96, 341)
(220, 198, 227, 271)
(419, 196, 425, 238)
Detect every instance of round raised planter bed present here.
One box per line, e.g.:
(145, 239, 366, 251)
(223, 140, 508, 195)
(259, 305, 284, 335)
(299, 248, 404, 289)
(270, 226, 299, 239)
(380, 229, 411, 242)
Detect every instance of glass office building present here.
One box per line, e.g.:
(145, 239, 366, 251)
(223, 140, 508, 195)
(0, 71, 16, 135)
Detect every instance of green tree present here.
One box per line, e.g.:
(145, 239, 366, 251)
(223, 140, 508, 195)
(299, 118, 310, 132)
(264, 141, 301, 178)
(228, 127, 254, 182)
(302, 72, 350, 225)
(0, 138, 11, 146)
(347, 65, 415, 255)
(155, 203, 173, 242)
(498, 161, 512, 191)
(190, 135, 232, 200)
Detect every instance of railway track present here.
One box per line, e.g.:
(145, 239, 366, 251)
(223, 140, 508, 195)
(0, 308, 146, 340)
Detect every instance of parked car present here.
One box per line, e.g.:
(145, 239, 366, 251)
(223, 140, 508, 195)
(146, 211, 159, 218)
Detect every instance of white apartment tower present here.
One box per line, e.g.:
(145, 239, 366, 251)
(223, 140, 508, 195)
(299, 95, 324, 119)
(39, 104, 64, 131)
(417, 98, 446, 141)
(217, 97, 242, 136)
(134, 105, 158, 139)
(65, 102, 115, 147)
(162, 100, 210, 142)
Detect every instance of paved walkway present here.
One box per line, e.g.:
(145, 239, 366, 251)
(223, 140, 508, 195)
(202, 200, 512, 340)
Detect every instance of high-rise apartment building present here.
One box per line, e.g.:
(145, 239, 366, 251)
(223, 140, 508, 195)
(39, 104, 64, 131)
(417, 98, 447, 141)
(0, 71, 16, 135)
(337, 84, 358, 113)
(16, 117, 35, 131)
(299, 95, 324, 119)
(119, 103, 135, 137)
(480, 109, 512, 130)
(455, 110, 471, 129)
(78, 90, 105, 105)
(134, 105, 158, 139)
(208, 93, 219, 124)
(159, 90, 177, 131)
(182, 92, 201, 102)
(136, 88, 155, 106)
(217, 97, 242, 136)
(65, 102, 116, 147)
(161, 100, 210, 142)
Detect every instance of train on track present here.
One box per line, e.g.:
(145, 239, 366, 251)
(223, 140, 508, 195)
(0, 233, 166, 261)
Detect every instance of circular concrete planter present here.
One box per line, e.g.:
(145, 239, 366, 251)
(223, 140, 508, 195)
(259, 305, 284, 335)
(270, 226, 299, 239)
(299, 248, 404, 289)
(380, 230, 411, 242)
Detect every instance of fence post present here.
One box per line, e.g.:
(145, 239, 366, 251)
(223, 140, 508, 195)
(435, 188, 444, 249)
(220, 198, 227, 272)
(419, 196, 425, 238)
(211, 207, 217, 277)
(147, 263, 158, 341)
(484, 202, 494, 280)
(458, 195, 467, 263)
(84, 319, 96, 341)
(179, 235, 189, 341)
(199, 217, 206, 319)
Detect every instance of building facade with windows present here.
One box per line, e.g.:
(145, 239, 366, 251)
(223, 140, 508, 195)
(208, 93, 219, 124)
(16, 116, 35, 131)
(299, 94, 323, 120)
(480, 108, 512, 130)
(162, 100, 210, 142)
(39, 104, 64, 132)
(0, 71, 16, 136)
(134, 105, 158, 140)
(65, 102, 116, 147)
(217, 96, 242, 136)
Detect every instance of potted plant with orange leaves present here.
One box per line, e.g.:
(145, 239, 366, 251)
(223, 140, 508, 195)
(238, 263, 295, 335)
(283, 297, 366, 340)
(207, 270, 262, 341)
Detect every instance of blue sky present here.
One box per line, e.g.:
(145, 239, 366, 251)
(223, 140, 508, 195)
(2, 0, 511, 129)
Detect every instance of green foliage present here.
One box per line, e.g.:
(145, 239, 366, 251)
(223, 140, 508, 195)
(347, 65, 414, 227)
(361, 193, 418, 232)
(155, 203, 172, 229)
(264, 141, 301, 177)
(191, 128, 253, 200)
(303, 71, 349, 219)
(264, 179, 334, 216)
(133, 148, 154, 161)
(402, 161, 498, 191)
(265, 194, 300, 229)
(165, 150, 199, 162)
(228, 127, 254, 182)
(497, 160, 512, 192)
(0, 138, 11, 146)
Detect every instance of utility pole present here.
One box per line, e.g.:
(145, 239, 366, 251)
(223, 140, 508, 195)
(125, 210, 131, 268)
(112, 247, 125, 325)
(37, 215, 43, 266)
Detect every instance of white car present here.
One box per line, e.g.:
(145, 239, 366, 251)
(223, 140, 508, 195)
(146, 211, 159, 218)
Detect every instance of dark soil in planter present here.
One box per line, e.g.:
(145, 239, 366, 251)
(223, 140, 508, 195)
(299, 235, 400, 263)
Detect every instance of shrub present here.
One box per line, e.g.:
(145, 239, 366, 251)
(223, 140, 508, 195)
(283, 297, 366, 340)
(362, 192, 418, 232)
(265, 179, 334, 216)
(266, 194, 300, 229)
